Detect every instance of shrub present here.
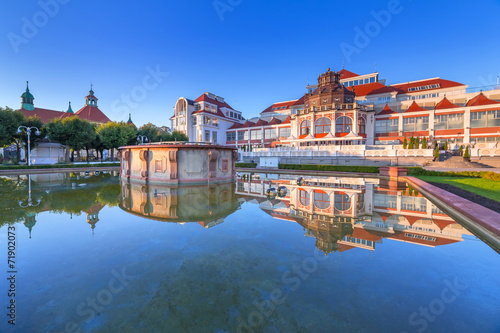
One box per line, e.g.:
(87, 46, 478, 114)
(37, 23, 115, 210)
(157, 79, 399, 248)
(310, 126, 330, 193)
(464, 146, 470, 159)
(403, 137, 408, 149)
(434, 145, 440, 160)
(235, 163, 257, 168)
(421, 137, 427, 149)
(278, 164, 379, 174)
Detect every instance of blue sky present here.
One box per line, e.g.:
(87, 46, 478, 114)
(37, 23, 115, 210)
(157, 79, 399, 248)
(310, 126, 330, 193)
(1, 0, 500, 126)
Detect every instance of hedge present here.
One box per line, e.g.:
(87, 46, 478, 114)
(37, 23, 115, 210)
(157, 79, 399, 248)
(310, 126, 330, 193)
(278, 164, 380, 174)
(235, 163, 257, 168)
(0, 163, 119, 170)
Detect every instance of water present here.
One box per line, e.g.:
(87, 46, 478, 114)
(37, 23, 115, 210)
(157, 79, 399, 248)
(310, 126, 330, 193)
(1, 171, 499, 333)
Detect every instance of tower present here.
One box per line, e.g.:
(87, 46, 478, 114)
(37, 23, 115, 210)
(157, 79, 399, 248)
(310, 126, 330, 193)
(21, 81, 35, 111)
(66, 101, 74, 114)
(85, 83, 98, 107)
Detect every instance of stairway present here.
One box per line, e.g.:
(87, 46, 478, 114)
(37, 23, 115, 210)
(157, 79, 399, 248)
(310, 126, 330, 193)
(426, 155, 494, 169)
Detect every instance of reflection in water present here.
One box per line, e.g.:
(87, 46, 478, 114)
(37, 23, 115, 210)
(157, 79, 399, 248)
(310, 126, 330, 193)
(236, 173, 472, 255)
(0, 171, 120, 236)
(119, 181, 240, 227)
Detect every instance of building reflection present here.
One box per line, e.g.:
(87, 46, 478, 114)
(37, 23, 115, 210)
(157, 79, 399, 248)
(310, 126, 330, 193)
(0, 171, 120, 237)
(119, 181, 240, 227)
(236, 173, 472, 254)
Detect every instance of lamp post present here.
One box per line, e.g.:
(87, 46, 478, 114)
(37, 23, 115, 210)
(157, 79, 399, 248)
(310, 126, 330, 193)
(137, 135, 148, 145)
(18, 175, 41, 208)
(17, 126, 41, 166)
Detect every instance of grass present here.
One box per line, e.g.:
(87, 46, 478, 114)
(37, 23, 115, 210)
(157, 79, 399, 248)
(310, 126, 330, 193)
(417, 176, 500, 203)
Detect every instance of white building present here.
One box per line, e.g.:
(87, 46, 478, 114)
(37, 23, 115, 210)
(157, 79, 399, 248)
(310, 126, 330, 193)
(171, 92, 244, 144)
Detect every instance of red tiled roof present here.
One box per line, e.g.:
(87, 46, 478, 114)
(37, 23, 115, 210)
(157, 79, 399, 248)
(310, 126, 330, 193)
(391, 78, 465, 94)
(192, 109, 227, 118)
(261, 100, 298, 113)
(291, 96, 305, 106)
(195, 93, 234, 110)
(378, 104, 396, 115)
(75, 105, 111, 123)
(19, 107, 67, 123)
(338, 69, 359, 79)
(254, 119, 269, 126)
(466, 92, 500, 107)
(434, 97, 461, 110)
(281, 116, 291, 124)
(228, 122, 242, 130)
(348, 82, 397, 97)
(405, 101, 428, 113)
(267, 118, 282, 125)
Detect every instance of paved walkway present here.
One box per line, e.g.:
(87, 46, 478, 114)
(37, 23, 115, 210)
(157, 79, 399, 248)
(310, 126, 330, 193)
(423, 167, 500, 173)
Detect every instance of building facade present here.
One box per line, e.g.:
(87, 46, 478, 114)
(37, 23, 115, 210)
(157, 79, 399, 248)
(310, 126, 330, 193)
(171, 92, 244, 144)
(171, 67, 500, 162)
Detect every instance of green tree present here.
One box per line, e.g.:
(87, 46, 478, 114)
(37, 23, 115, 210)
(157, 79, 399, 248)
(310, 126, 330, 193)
(464, 146, 470, 160)
(169, 130, 189, 142)
(97, 121, 137, 160)
(415, 137, 420, 149)
(46, 116, 96, 163)
(459, 145, 464, 156)
(138, 123, 160, 143)
(434, 145, 440, 161)
(444, 140, 449, 150)
(0, 107, 25, 160)
(422, 137, 427, 149)
(409, 136, 415, 149)
(403, 137, 408, 149)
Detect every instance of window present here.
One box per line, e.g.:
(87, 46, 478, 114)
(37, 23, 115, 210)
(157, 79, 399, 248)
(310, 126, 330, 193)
(403, 116, 428, 132)
(434, 113, 464, 130)
(407, 84, 440, 92)
(205, 130, 210, 142)
(279, 127, 291, 138)
(299, 190, 310, 206)
(250, 130, 262, 140)
(314, 192, 330, 209)
(192, 116, 197, 125)
(471, 110, 500, 128)
(264, 128, 277, 140)
(370, 77, 375, 83)
(358, 117, 366, 134)
(212, 131, 217, 143)
(315, 117, 331, 134)
(335, 116, 352, 133)
(222, 159, 228, 172)
(300, 120, 311, 136)
(238, 131, 248, 141)
(226, 132, 236, 141)
(334, 193, 351, 211)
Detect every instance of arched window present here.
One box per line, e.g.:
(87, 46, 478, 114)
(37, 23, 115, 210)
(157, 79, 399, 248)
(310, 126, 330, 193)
(358, 117, 366, 134)
(299, 189, 310, 206)
(300, 120, 311, 136)
(335, 116, 352, 133)
(334, 192, 351, 211)
(315, 117, 331, 134)
(314, 191, 330, 209)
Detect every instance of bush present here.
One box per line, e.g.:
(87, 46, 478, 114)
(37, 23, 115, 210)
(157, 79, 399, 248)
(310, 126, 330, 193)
(407, 167, 500, 181)
(464, 146, 470, 158)
(278, 164, 380, 173)
(235, 163, 257, 168)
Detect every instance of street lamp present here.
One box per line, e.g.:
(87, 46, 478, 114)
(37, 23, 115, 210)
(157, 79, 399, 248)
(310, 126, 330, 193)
(17, 126, 41, 166)
(18, 175, 41, 208)
(137, 135, 148, 145)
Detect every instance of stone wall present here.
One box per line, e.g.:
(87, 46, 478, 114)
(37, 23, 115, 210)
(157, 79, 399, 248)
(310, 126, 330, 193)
(243, 156, 432, 167)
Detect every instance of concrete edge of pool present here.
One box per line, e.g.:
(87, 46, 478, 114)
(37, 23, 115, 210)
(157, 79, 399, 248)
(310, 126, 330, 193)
(404, 176, 500, 253)
(0, 166, 121, 175)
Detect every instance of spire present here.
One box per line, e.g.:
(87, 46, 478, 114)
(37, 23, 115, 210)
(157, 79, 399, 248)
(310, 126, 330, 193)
(21, 80, 35, 111)
(128, 113, 133, 123)
(89, 81, 94, 96)
(66, 101, 74, 113)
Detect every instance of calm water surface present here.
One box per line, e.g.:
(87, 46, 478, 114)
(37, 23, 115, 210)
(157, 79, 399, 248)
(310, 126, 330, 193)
(0, 171, 499, 333)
